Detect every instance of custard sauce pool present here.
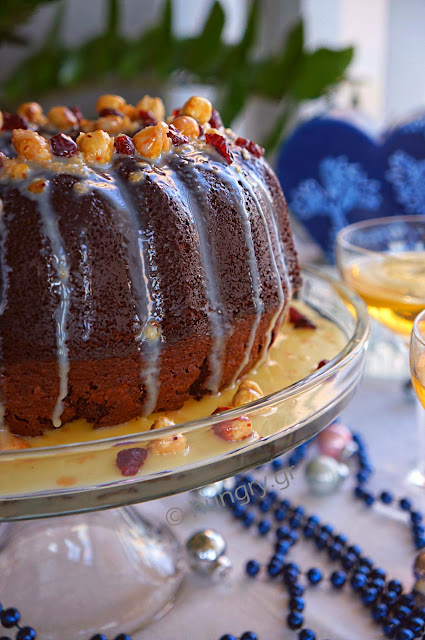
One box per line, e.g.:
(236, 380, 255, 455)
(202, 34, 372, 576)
(0, 302, 346, 495)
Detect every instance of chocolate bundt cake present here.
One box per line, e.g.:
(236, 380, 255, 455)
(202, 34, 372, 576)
(0, 94, 301, 437)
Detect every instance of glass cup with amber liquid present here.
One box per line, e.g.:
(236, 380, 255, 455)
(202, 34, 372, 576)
(337, 215, 425, 485)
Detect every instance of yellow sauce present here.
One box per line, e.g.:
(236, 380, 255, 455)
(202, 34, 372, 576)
(0, 302, 346, 496)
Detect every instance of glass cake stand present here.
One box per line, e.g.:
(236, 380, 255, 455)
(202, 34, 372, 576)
(0, 268, 369, 640)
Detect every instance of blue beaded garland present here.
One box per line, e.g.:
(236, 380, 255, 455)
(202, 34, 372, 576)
(16, 629, 36, 640)
(383, 618, 401, 638)
(372, 603, 388, 623)
(407, 616, 425, 634)
(257, 519, 272, 535)
(0, 609, 20, 629)
(289, 583, 305, 597)
(299, 630, 316, 640)
(246, 560, 260, 577)
(114, 635, 132, 640)
(350, 572, 367, 591)
(289, 596, 305, 612)
(330, 570, 346, 588)
(388, 579, 403, 595)
(394, 629, 414, 640)
(90, 635, 108, 640)
(287, 611, 304, 630)
(240, 632, 258, 640)
(306, 568, 322, 585)
(400, 498, 412, 511)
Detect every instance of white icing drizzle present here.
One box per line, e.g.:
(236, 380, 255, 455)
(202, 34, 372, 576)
(32, 182, 70, 428)
(200, 162, 264, 384)
(231, 166, 290, 367)
(83, 171, 162, 416)
(169, 161, 227, 393)
(79, 231, 93, 342)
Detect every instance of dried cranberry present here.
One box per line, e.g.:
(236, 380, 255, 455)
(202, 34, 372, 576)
(116, 447, 147, 476)
(317, 359, 329, 369)
(50, 133, 79, 157)
(289, 307, 317, 330)
(171, 108, 180, 118)
(209, 109, 223, 129)
(69, 105, 83, 122)
(139, 109, 158, 127)
(114, 134, 135, 155)
(235, 137, 265, 158)
(205, 132, 233, 164)
(167, 124, 188, 146)
(98, 107, 122, 118)
(2, 112, 28, 131)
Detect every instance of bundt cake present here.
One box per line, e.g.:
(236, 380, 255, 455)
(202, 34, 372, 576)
(0, 94, 301, 437)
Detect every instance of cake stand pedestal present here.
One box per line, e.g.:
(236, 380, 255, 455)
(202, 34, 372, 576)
(0, 268, 369, 639)
(0, 507, 184, 639)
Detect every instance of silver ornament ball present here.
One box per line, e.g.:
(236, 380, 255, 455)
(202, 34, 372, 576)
(186, 529, 227, 574)
(305, 455, 349, 495)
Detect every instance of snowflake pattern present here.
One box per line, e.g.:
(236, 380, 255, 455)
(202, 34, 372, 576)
(386, 151, 425, 215)
(399, 117, 425, 139)
(289, 155, 382, 260)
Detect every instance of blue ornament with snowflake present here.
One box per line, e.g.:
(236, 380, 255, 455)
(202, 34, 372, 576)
(386, 151, 425, 215)
(290, 156, 382, 261)
(277, 114, 386, 261)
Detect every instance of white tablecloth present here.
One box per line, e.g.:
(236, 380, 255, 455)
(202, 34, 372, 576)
(138, 376, 425, 640)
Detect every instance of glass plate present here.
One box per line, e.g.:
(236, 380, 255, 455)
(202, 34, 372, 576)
(0, 266, 370, 521)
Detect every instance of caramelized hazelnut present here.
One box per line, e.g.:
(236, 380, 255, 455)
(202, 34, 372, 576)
(212, 410, 253, 442)
(96, 94, 126, 114)
(12, 129, 52, 163)
(136, 95, 165, 122)
(133, 122, 169, 159)
(76, 130, 114, 165)
(17, 102, 46, 125)
(172, 115, 200, 138)
(239, 379, 263, 395)
(232, 379, 263, 408)
(48, 106, 78, 131)
(181, 96, 212, 124)
(96, 115, 125, 134)
(149, 416, 188, 455)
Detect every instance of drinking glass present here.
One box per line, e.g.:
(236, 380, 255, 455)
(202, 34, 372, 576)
(337, 215, 425, 485)
(411, 310, 425, 484)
